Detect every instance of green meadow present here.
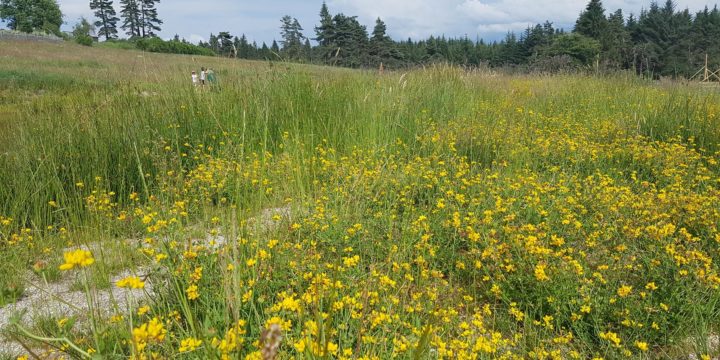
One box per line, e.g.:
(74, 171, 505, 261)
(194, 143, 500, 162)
(1, 40, 720, 359)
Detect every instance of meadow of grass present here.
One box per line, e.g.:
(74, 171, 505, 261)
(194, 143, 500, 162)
(1, 39, 720, 359)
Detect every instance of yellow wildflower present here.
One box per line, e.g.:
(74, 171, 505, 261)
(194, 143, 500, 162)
(116, 276, 145, 289)
(186, 284, 199, 300)
(617, 285, 633, 297)
(179, 337, 202, 352)
(635, 341, 648, 351)
(59, 249, 94, 270)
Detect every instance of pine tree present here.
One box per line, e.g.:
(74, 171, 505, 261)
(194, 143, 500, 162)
(496, 33, 525, 65)
(314, 2, 332, 43)
(631, 1, 692, 77)
(690, 6, 720, 70)
(119, 0, 141, 37)
(314, 2, 339, 62)
(328, 14, 369, 67)
(139, 0, 161, 37)
(369, 17, 401, 68)
(90, 0, 119, 40)
(280, 15, 306, 60)
(575, 0, 608, 40)
(602, 9, 631, 67)
(217, 31, 233, 56)
(260, 42, 271, 59)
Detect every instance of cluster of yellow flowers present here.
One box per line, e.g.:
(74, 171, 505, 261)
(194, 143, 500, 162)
(116, 276, 145, 289)
(58, 249, 94, 270)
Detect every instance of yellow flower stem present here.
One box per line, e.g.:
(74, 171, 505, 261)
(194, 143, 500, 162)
(12, 322, 92, 358)
(126, 291, 139, 357)
(83, 268, 101, 353)
(172, 275, 197, 334)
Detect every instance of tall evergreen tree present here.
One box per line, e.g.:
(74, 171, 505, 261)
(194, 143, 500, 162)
(217, 31, 233, 57)
(328, 14, 369, 67)
(602, 9, 631, 67)
(259, 42, 271, 59)
(496, 33, 525, 65)
(280, 15, 306, 60)
(314, 2, 332, 44)
(690, 6, 720, 70)
(139, 0, 161, 37)
(631, 1, 692, 76)
(575, 0, 608, 40)
(314, 2, 335, 61)
(119, 0, 141, 37)
(90, 0, 119, 40)
(369, 18, 401, 67)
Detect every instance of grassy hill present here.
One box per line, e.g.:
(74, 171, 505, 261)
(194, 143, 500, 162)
(1, 40, 720, 359)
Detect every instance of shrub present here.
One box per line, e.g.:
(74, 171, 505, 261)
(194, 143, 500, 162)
(135, 37, 215, 56)
(74, 34, 93, 46)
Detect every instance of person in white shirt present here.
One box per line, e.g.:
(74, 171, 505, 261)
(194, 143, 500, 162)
(200, 67, 207, 86)
(191, 71, 198, 86)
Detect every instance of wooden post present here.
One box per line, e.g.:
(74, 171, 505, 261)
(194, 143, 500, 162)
(705, 54, 709, 82)
(379, 62, 384, 75)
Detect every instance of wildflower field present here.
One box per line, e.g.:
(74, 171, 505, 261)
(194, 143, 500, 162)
(1, 40, 720, 360)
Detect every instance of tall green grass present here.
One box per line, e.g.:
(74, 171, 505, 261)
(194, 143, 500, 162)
(0, 41, 719, 232)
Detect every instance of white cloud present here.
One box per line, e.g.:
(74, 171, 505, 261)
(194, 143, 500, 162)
(328, 0, 719, 39)
(458, 1, 510, 23)
(477, 21, 538, 34)
(188, 34, 206, 44)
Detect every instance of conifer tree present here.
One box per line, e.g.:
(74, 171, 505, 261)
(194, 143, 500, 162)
(280, 15, 306, 60)
(119, 0, 141, 37)
(260, 42, 271, 59)
(369, 17, 401, 67)
(314, 2, 333, 44)
(603, 9, 631, 67)
(217, 31, 233, 56)
(90, 0, 119, 40)
(575, 0, 608, 40)
(329, 14, 369, 67)
(139, 0, 161, 37)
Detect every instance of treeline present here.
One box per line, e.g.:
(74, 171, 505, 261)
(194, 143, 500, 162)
(201, 0, 720, 78)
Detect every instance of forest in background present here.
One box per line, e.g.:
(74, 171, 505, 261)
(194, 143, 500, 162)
(196, 0, 720, 78)
(2, 0, 720, 77)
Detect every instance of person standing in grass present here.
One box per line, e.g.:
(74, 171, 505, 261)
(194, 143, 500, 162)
(200, 67, 207, 87)
(191, 71, 198, 87)
(207, 68, 217, 89)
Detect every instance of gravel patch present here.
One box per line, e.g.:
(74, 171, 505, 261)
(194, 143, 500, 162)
(0, 268, 152, 357)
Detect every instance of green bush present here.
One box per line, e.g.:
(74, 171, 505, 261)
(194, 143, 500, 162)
(74, 34, 93, 46)
(135, 37, 215, 56)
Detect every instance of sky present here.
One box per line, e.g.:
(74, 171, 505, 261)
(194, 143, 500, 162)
(34, 0, 720, 44)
